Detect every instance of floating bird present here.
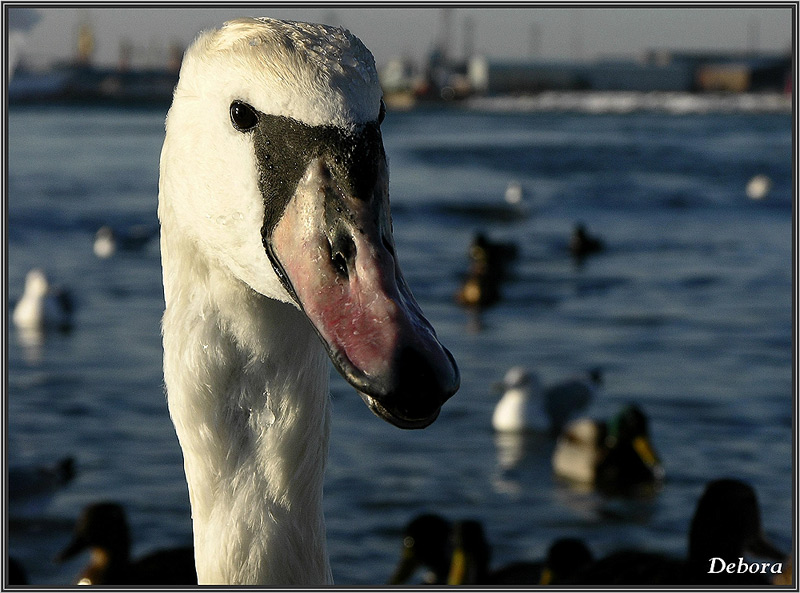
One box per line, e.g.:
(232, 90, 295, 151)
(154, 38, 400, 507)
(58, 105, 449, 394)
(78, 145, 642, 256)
(447, 520, 594, 585)
(12, 269, 73, 332)
(569, 223, 604, 261)
(745, 174, 772, 201)
(455, 267, 501, 310)
(388, 514, 453, 585)
(93, 224, 158, 259)
(157, 17, 458, 585)
(552, 404, 663, 497)
(9, 456, 75, 519)
(504, 180, 525, 208)
(437, 182, 529, 222)
(470, 232, 519, 278)
(56, 502, 197, 585)
(492, 367, 601, 434)
(565, 479, 787, 585)
(455, 232, 518, 310)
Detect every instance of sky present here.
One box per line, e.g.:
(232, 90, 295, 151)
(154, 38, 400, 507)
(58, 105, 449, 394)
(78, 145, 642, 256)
(8, 4, 795, 72)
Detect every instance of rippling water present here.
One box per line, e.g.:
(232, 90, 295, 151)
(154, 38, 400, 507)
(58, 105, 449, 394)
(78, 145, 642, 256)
(7, 104, 793, 585)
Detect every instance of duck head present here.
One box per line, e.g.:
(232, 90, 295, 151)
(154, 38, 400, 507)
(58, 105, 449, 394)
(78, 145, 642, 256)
(159, 18, 459, 429)
(389, 514, 453, 584)
(689, 478, 785, 564)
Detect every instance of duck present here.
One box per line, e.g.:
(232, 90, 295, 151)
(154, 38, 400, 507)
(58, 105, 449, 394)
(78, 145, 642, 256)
(157, 17, 459, 585)
(455, 265, 501, 310)
(8, 456, 75, 518)
(455, 232, 518, 310)
(447, 520, 594, 585)
(12, 268, 73, 332)
(8, 557, 28, 585)
(469, 232, 519, 280)
(438, 182, 529, 222)
(56, 502, 197, 585)
(388, 514, 453, 584)
(564, 479, 787, 585)
(93, 223, 158, 259)
(492, 367, 601, 434)
(569, 223, 604, 261)
(552, 404, 663, 497)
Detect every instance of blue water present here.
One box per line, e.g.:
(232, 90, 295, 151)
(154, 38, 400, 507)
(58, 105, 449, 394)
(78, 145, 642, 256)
(7, 104, 794, 585)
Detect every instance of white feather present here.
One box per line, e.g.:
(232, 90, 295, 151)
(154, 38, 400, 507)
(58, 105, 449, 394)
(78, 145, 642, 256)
(158, 17, 383, 585)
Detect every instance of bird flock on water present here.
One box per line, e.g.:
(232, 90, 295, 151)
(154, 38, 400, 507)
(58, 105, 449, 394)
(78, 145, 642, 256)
(8, 15, 788, 587)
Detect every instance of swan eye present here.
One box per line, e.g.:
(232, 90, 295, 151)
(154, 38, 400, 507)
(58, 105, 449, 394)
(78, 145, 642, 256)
(378, 99, 386, 124)
(230, 101, 259, 132)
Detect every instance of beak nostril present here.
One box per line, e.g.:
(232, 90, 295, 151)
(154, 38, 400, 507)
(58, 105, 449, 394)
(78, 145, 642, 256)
(330, 231, 356, 279)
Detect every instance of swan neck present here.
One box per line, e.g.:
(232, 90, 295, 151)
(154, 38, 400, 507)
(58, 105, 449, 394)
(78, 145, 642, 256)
(161, 231, 332, 585)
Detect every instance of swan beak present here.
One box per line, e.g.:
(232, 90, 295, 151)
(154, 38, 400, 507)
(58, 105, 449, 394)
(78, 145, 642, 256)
(266, 155, 459, 430)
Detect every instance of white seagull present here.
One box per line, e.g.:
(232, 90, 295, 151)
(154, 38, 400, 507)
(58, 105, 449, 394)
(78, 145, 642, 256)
(492, 367, 600, 434)
(12, 268, 73, 332)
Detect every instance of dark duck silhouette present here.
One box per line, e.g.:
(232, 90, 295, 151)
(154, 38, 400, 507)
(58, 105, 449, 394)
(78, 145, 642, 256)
(552, 404, 664, 497)
(455, 232, 518, 310)
(9, 456, 75, 518)
(569, 223, 604, 261)
(56, 502, 197, 585)
(447, 520, 594, 585)
(388, 513, 452, 584)
(564, 479, 787, 585)
(8, 557, 28, 585)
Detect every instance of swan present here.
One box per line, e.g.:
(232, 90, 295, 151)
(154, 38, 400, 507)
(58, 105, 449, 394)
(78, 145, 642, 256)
(158, 17, 459, 585)
(12, 268, 73, 331)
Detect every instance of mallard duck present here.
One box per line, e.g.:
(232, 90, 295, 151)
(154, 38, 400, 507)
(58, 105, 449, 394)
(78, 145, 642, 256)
(552, 404, 663, 496)
(56, 502, 197, 585)
(455, 232, 518, 310)
(447, 520, 594, 585)
(388, 514, 452, 584)
(564, 479, 787, 585)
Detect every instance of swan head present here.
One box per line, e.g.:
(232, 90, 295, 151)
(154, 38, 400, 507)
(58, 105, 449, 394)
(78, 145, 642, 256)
(159, 17, 459, 429)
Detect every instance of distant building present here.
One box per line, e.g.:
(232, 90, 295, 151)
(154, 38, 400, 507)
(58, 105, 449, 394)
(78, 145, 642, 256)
(468, 50, 791, 96)
(468, 57, 589, 94)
